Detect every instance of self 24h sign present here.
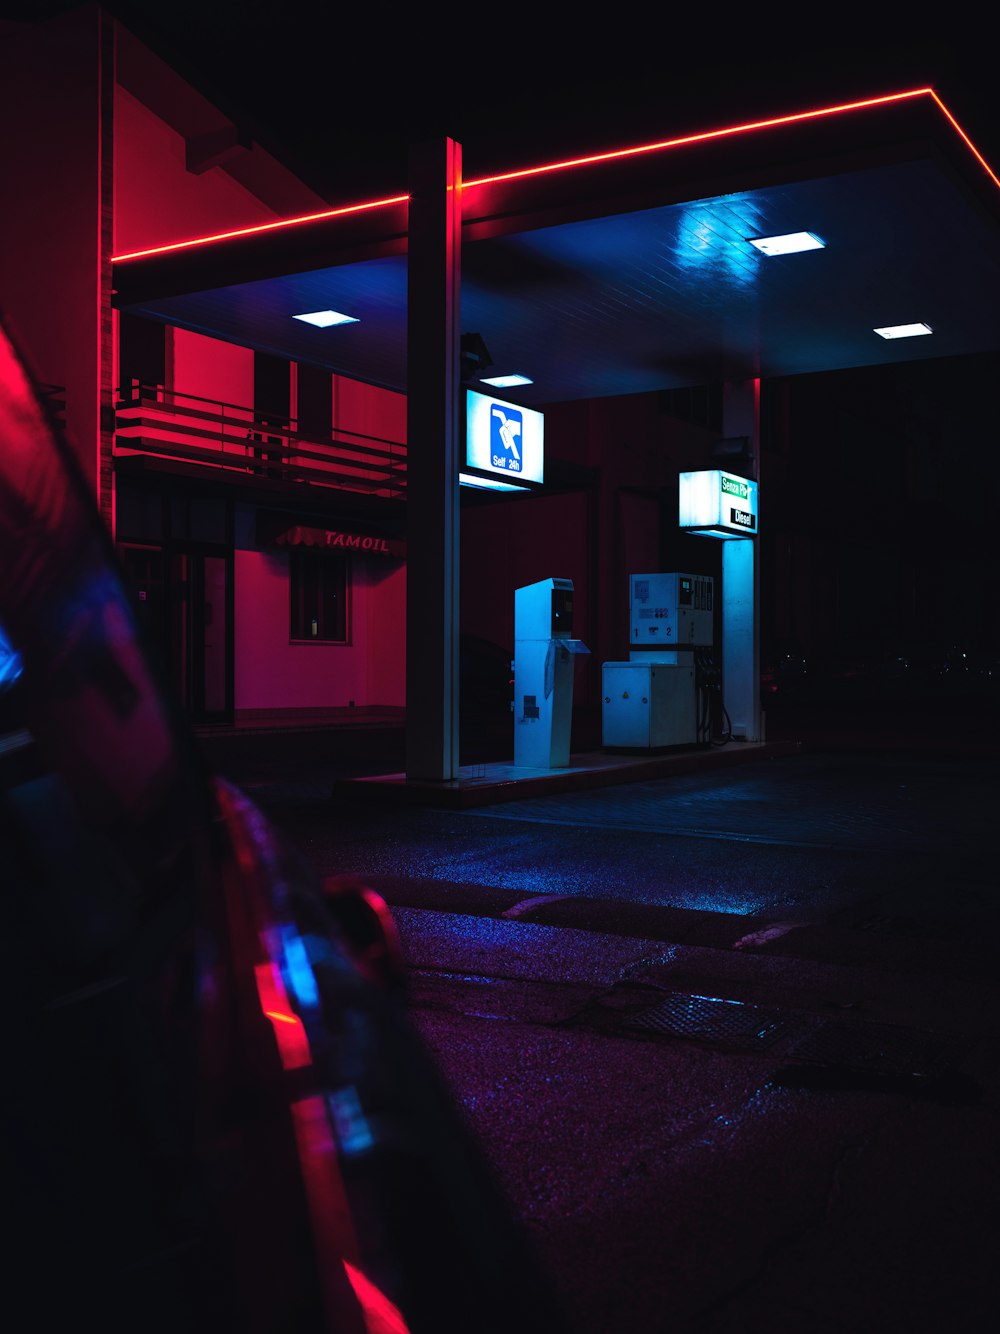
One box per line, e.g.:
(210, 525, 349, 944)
(465, 389, 544, 485)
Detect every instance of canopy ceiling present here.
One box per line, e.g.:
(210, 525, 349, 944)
(113, 89, 1000, 409)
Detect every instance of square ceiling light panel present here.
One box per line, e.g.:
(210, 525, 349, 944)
(873, 322, 933, 339)
(481, 374, 534, 388)
(292, 309, 359, 327)
(748, 232, 825, 255)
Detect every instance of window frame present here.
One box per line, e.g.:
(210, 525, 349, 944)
(288, 548, 351, 645)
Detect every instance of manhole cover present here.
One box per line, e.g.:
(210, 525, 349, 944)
(624, 993, 800, 1049)
(785, 1020, 960, 1079)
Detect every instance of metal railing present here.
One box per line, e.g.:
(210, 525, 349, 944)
(113, 381, 407, 499)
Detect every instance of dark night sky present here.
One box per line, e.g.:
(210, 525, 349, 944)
(120, 6, 1000, 205)
(6, 1, 1000, 204)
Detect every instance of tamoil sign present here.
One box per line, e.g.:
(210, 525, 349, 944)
(465, 389, 544, 485)
(678, 470, 759, 538)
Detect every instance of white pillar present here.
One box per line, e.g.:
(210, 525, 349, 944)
(722, 537, 761, 740)
(721, 381, 762, 742)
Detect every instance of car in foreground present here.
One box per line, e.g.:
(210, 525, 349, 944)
(0, 317, 567, 1333)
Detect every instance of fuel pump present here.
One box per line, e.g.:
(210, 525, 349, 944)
(601, 573, 715, 749)
(513, 578, 589, 767)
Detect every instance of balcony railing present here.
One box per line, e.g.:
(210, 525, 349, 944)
(114, 381, 407, 499)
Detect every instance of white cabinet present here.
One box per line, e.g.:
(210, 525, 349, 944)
(602, 661, 696, 748)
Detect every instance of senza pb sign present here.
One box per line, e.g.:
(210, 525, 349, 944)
(465, 389, 544, 485)
(678, 469, 759, 538)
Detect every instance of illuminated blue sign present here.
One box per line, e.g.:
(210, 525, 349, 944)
(465, 389, 543, 485)
(490, 403, 523, 473)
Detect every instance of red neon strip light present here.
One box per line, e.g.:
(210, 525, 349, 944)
(929, 91, 1000, 190)
(463, 88, 937, 187)
(112, 193, 409, 263)
(111, 88, 998, 266)
(471, 87, 999, 194)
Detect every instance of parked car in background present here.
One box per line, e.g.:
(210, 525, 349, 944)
(760, 648, 809, 704)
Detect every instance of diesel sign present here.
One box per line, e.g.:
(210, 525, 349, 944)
(730, 507, 756, 531)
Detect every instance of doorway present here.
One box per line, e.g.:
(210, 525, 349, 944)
(120, 543, 233, 724)
(170, 549, 232, 723)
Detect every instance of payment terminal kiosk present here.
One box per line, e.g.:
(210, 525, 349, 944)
(513, 578, 589, 767)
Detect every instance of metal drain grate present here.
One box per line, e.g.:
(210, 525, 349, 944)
(785, 1020, 960, 1080)
(624, 993, 799, 1050)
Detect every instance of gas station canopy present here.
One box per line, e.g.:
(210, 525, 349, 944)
(112, 89, 1000, 405)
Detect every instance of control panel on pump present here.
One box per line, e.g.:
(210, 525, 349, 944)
(630, 572, 714, 649)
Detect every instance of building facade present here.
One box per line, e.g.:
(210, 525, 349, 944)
(0, 5, 410, 726)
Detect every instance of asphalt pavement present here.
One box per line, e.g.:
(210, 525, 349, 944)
(197, 694, 1000, 1334)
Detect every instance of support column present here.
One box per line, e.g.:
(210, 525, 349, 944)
(405, 139, 462, 780)
(721, 379, 763, 742)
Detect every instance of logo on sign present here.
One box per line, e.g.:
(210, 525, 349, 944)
(490, 405, 522, 472)
(730, 507, 756, 530)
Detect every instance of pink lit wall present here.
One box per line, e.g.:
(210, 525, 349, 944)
(233, 550, 406, 711)
(334, 375, 406, 445)
(172, 328, 253, 406)
(113, 87, 279, 257)
(359, 560, 408, 701)
(0, 10, 106, 492)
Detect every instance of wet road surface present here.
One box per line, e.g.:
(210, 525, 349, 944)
(208, 734, 1000, 1334)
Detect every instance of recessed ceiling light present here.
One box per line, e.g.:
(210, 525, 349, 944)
(292, 309, 359, 327)
(748, 231, 825, 256)
(873, 322, 933, 339)
(481, 374, 534, 388)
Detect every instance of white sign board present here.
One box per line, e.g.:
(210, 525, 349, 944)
(678, 469, 758, 538)
(465, 389, 544, 485)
